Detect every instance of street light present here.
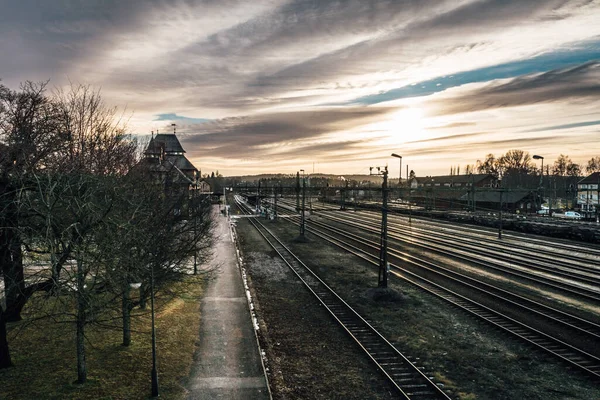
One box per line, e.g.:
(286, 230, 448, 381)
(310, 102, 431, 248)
(532, 155, 544, 183)
(298, 170, 307, 241)
(533, 155, 545, 214)
(150, 264, 159, 397)
(391, 153, 402, 187)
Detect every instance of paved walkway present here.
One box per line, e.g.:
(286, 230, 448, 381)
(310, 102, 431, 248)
(186, 207, 270, 400)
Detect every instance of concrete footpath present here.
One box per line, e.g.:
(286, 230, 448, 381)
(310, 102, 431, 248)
(186, 207, 270, 400)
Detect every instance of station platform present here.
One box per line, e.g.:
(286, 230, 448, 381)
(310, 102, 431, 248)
(186, 206, 270, 399)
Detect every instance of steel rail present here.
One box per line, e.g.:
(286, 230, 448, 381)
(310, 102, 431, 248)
(234, 196, 452, 399)
(290, 216, 600, 379)
(305, 217, 600, 338)
(317, 212, 600, 301)
(325, 211, 600, 277)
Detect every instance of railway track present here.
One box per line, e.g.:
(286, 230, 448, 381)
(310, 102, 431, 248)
(234, 196, 451, 399)
(337, 210, 600, 273)
(273, 196, 600, 256)
(314, 211, 600, 303)
(407, 213, 600, 258)
(281, 214, 600, 379)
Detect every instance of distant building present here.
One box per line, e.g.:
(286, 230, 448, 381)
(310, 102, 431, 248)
(459, 190, 538, 213)
(408, 174, 498, 210)
(142, 133, 198, 181)
(410, 174, 497, 188)
(133, 132, 199, 216)
(577, 172, 600, 218)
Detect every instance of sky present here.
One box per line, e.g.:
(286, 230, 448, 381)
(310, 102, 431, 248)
(1, 0, 600, 178)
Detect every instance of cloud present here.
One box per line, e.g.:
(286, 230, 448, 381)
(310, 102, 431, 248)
(180, 106, 393, 159)
(430, 61, 600, 116)
(350, 41, 600, 105)
(427, 122, 477, 130)
(522, 119, 600, 133)
(153, 113, 211, 124)
(406, 131, 489, 145)
(3, 0, 600, 176)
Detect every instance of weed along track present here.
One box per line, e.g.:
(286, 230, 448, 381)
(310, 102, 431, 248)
(234, 196, 451, 399)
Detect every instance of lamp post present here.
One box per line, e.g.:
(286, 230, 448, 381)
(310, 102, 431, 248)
(391, 153, 402, 213)
(533, 155, 545, 214)
(193, 172, 198, 275)
(150, 264, 159, 397)
(299, 170, 306, 240)
(391, 153, 402, 187)
(498, 188, 503, 239)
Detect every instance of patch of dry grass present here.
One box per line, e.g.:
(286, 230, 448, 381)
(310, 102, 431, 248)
(0, 276, 205, 400)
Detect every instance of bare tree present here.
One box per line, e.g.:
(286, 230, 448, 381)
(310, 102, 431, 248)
(566, 162, 582, 177)
(0, 81, 137, 371)
(552, 154, 570, 176)
(99, 172, 213, 347)
(53, 83, 137, 176)
(587, 156, 600, 174)
(499, 149, 534, 174)
(0, 81, 66, 370)
(476, 153, 500, 179)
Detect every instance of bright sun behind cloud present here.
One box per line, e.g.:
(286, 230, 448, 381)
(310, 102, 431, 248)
(366, 107, 427, 147)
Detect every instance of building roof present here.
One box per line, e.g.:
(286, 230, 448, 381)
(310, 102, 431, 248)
(137, 133, 198, 180)
(144, 133, 186, 156)
(165, 155, 196, 172)
(578, 172, 600, 184)
(415, 174, 493, 184)
(460, 190, 535, 204)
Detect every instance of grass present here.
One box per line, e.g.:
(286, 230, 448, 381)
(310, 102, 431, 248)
(0, 276, 205, 400)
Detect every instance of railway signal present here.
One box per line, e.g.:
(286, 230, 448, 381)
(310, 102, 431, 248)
(370, 166, 389, 288)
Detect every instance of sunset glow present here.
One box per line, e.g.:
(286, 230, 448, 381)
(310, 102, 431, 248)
(2, 1, 599, 176)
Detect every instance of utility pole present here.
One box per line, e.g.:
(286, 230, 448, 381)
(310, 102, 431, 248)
(308, 176, 312, 213)
(340, 179, 346, 210)
(498, 188, 503, 239)
(295, 172, 300, 211)
(594, 173, 600, 223)
(407, 165, 411, 224)
(370, 166, 389, 288)
(297, 173, 307, 241)
(264, 180, 269, 219)
(273, 183, 278, 220)
(256, 179, 261, 215)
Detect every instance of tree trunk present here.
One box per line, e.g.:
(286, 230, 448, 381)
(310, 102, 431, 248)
(0, 305, 13, 369)
(1, 220, 26, 322)
(76, 258, 87, 384)
(122, 287, 131, 346)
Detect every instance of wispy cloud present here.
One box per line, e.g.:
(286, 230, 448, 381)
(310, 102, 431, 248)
(154, 113, 211, 124)
(2, 0, 600, 175)
(430, 61, 600, 116)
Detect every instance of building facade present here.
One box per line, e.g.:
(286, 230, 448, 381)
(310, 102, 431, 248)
(577, 172, 600, 218)
(134, 132, 199, 216)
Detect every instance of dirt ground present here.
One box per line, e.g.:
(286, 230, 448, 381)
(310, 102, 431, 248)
(234, 215, 600, 400)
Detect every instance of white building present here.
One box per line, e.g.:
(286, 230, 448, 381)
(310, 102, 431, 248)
(577, 172, 600, 218)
